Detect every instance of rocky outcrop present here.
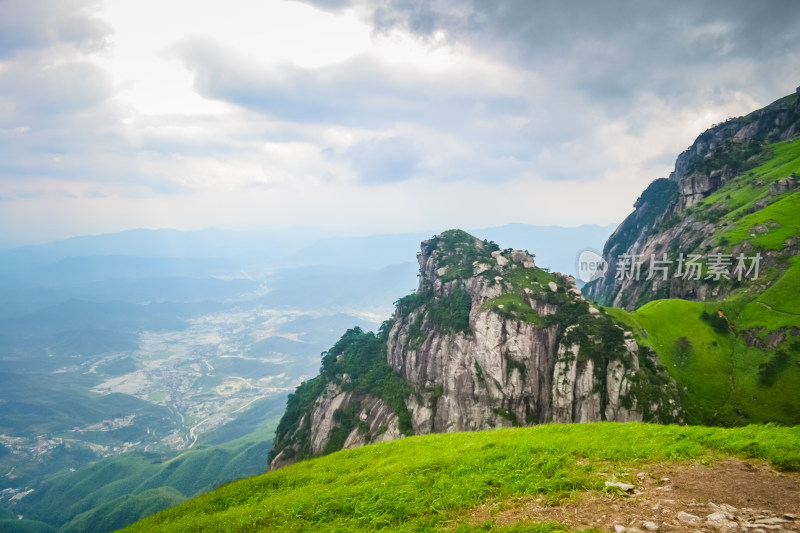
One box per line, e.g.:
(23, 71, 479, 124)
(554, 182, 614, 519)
(670, 93, 800, 185)
(269, 230, 682, 470)
(268, 380, 403, 470)
(584, 92, 800, 309)
(384, 234, 671, 435)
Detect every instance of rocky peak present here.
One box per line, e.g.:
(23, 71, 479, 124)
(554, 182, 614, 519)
(671, 92, 800, 186)
(667, 93, 800, 212)
(269, 231, 682, 470)
(584, 92, 800, 309)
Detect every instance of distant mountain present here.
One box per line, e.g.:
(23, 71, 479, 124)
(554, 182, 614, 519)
(285, 223, 616, 275)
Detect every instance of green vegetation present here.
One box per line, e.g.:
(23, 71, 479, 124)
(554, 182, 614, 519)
(124, 423, 800, 532)
(425, 286, 473, 335)
(719, 191, 800, 250)
(482, 267, 559, 325)
(758, 346, 794, 387)
(427, 230, 497, 281)
(483, 292, 542, 324)
(685, 139, 768, 176)
(270, 325, 415, 465)
(8, 427, 279, 533)
(607, 296, 800, 426)
(60, 487, 186, 533)
(504, 351, 527, 382)
(603, 178, 679, 256)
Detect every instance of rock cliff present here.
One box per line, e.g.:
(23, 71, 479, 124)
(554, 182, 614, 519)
(269, 230, 681, 470)
(584, 92, 800, 309)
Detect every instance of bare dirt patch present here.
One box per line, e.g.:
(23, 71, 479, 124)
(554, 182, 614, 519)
(467, 460, 800, 532)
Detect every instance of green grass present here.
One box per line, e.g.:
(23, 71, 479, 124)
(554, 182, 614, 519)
(123, 423, 800, 532)
(607, 293, 800, 426)
(481, 266, 560, 325)
(606, 300, 733, 425)
(700, 139, 800, 250)
(482, 293, 543, 325)
(737, 256, 800, 332)
(750, 255, 800, 315)
(719, 191, 800, 250)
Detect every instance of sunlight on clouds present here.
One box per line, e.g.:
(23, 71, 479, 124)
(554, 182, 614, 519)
(96, 0, 372, 118)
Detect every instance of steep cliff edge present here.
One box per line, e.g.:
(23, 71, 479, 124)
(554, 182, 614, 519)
(580, 92, 800, 427)
(269, 230, 681, 470)
(584, 92, 800, 310)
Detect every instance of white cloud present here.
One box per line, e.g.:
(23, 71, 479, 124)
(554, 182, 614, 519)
(0, 0, 797, 244)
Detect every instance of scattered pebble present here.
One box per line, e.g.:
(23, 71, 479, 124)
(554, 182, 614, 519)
(605, 481, 635, 492)
(677, 511, 701, 525)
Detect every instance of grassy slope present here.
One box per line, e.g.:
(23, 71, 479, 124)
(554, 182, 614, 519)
(606, 257, 800, 427)
(123, 423, 799, 532)
(600, 136, 800, 426)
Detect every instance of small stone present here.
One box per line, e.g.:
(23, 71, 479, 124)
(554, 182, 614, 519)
(615, 525, 627, 533)
(707, 512, 738, 531)
(754, 518, 788, 525)
(661, 478, 670, 482)
(637, 472, 646, 480)
(548, 281, 558, 292)
(677, 511, 701, 525)
(605, 481, 635, 492)
(785, 513, 797, 520)
(643, 521, 659, 531)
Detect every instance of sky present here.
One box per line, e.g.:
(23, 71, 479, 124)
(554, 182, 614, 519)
(0, 0, 798, 247)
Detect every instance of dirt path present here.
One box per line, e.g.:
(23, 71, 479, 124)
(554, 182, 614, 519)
(466, 460, 800, 532)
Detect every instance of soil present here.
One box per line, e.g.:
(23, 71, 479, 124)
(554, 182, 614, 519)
(466, 460, 800, 532)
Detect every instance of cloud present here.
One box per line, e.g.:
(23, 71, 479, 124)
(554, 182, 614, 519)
(173, 37, 528, 129)
(346, 135, 419, 184)
(363, 0, 800, 104)
(2, 0, 799, 245)
(0, 0, 110, 59)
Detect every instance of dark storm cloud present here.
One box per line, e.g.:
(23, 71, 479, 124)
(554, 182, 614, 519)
(298, 0, 799, 105)
(369, 0, 800, 102)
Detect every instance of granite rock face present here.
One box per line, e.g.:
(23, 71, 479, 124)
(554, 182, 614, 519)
(269, 231, 682, 470)
(584, 92, 800, 309)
